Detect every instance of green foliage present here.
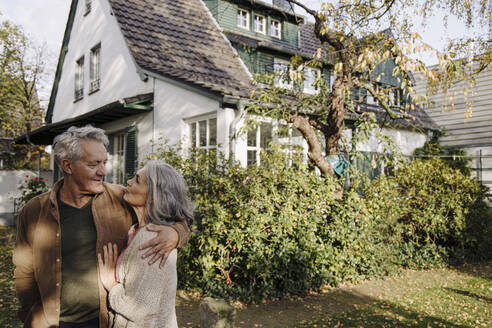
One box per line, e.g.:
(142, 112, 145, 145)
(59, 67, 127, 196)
(16, 175, 49, 208)
(364, 158, 491, 265)
(413, 130, 472, 176)
(0, 19, 46, 138)
(147, 144, 491, 302)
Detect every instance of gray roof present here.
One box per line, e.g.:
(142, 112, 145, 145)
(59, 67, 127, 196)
(108, 0, 252, 96)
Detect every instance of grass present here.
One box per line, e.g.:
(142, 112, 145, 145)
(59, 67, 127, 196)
(0, 226, 21, 328)
(2, 226, 491, 328)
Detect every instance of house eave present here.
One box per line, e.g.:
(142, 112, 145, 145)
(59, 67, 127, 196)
(16, 93, 153, 145)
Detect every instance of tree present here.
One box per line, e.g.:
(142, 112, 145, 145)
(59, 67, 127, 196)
(0, 18, 47, 138)
(0, 17, 51, 169)
(247, 0, 491, 176)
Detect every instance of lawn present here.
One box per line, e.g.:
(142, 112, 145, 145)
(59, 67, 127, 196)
(2, 226, 491, 328)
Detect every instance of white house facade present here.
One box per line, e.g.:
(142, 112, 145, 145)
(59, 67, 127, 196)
(18, 0, 436, 182)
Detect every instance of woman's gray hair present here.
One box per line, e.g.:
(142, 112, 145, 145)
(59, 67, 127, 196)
(53, 125, 109, 168)
(143, 160, 194, 226)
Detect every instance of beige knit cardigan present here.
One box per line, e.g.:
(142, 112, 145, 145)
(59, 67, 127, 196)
(108, 227, 178, 328)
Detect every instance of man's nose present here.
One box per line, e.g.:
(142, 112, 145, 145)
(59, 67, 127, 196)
(97, 163, 107, 176)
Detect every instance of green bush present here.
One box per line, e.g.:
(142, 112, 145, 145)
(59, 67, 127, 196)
(364, 158, 491, 266)
(17, 175, 49, 207)
(146, 145, 491, 302)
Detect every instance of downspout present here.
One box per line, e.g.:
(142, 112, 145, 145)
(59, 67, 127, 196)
(227, 98, 246, 161)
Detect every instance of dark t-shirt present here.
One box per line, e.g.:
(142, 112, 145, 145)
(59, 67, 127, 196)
(58, 192, 100, 323)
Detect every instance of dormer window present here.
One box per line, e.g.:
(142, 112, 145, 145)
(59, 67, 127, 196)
(237, 9, 249, 29)
(254, 14, 266, 34)
(270, 19, 281, 38)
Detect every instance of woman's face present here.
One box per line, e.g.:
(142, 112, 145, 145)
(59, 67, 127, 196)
(123, 168, 148, 207)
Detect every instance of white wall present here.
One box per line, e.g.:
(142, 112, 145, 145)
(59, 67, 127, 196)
(0, 170, 52, 226)
(51, 0, 152, 122)
(99, 77, 223, 165)
(153, 79, 222, 158)
(355, 128, 428, 156)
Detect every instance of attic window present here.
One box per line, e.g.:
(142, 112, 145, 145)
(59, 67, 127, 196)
(237, 9, 249, 29)
(74, 56, 84, 101)
(270, 19, 281, 38)
(254, 14, 266, 34)
(84, 0, 92, 15)
(89, 43, 101, 94)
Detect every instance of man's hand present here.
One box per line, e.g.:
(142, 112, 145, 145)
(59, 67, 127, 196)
(97, 243, 118, 291)
(139, 225, 179, 268)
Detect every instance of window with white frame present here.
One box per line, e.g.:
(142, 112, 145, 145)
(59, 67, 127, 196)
(74, 56, 84, 101)
(254, 14, 266, 34)
(112, 133, 126, 184)
(303, 67, 320, 94)
(84, 0, 92, 15)
(270, 19, 281, 38)
(273, 58, 292, 89)
(246, 122, 273, 165)
(237, 9, 249, 29)
(276, 123, 304, 160)
(189, 117, 217, 151)
(107, 128, 138, 184)
(89, 43, 101, 93)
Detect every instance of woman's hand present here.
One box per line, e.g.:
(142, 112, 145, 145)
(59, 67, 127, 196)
(97, 242, 119, 291)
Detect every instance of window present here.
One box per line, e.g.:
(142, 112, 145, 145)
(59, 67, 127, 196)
(276, 124, 304, 161)
(112, 133, 126, 184)
(237, 9, 249, 29)
(247, 122, 272, 165)
(189, 117, 217, 151)
(273, 58, 292, 89)
(74, 57, 84, 101)
(107, 128, 138, 184)
(254, 14, 266, 34)
(270, 19, 281, 38)
(303, 67, 320, 94)
(84, 0, 92, 15)
(89, 44, 101, 93)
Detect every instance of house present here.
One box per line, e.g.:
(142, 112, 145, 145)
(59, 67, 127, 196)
(16, 0, 436, 183)
(415, 64, 492, 190)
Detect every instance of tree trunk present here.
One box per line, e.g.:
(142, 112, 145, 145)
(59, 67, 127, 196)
(291, 115, 335, 176)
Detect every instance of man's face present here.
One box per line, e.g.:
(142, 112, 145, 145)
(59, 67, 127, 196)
(68, 139, 108, 195)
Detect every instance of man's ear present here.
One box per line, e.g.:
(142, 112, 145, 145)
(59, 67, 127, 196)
(61, 159, 73, 175)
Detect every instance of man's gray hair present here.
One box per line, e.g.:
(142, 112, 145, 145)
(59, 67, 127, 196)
(143, 160, 194, 227)
(53, 125, 109, 168)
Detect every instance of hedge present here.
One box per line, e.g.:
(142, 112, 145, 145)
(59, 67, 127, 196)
(146, 145, 491, 302)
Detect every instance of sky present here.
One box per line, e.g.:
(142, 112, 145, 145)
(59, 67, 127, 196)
(0, 0, 71, 57)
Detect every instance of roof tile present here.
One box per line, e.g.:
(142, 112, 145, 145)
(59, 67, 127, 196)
(109, 0, 251, 95)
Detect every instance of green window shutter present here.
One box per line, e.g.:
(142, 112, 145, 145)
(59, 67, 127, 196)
(125, 128, 138, 179)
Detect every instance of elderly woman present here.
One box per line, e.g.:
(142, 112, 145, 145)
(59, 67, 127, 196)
(98, 161, 194, 328)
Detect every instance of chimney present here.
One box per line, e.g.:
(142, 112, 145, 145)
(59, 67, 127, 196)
(273, 0, 293, 12)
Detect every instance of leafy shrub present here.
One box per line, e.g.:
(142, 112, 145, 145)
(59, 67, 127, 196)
(17, 175, 49, 207)
(148, 145, 342, 301)
(364, 158, 490, 266)
(146, 144, 491, 302)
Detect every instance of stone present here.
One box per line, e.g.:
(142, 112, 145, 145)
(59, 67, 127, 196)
(199, 297, 236, 328)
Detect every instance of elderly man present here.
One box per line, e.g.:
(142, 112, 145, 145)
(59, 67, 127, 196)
(13, 126, 190, 328)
